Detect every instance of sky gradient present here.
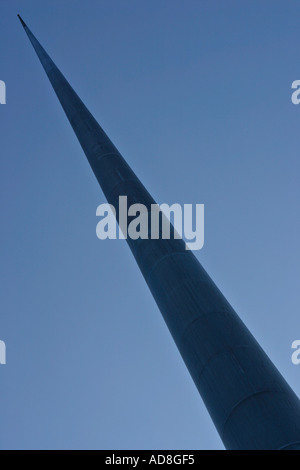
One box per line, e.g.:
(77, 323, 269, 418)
(0, 0, 300, 450)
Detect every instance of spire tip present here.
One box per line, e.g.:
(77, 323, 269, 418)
(17, 14, 27, 28)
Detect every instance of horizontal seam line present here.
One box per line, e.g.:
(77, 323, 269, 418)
(278, 441, 300, 450)
(221, 390, 282, 439)
(146, 251, 191, 283)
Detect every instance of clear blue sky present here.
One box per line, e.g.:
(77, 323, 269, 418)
(0, 0, 300, 450)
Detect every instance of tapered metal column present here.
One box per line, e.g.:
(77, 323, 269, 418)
(18, 15, 300, 450)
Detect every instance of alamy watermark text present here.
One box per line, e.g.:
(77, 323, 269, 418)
(292, 340, 300, 365)
(0, 80, 6, 104)
(0, 341, 6, 365)
(96, 197, 204, 251)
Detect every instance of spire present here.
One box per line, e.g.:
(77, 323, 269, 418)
(18, 17, 300, 450)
